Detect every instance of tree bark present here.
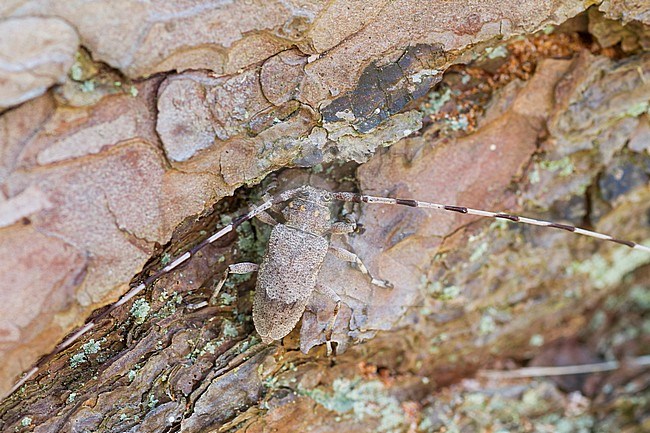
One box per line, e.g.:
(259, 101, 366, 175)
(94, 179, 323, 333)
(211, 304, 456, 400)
(1, 2, 649, 432)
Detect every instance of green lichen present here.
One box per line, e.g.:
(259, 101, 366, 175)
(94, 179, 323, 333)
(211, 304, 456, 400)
(537, 157, 574, 177)
(235, 310, 252, 325)
(570, 244, 650, 289)
(224, 273, 252, 290)
(80, 80, 95, 93)
(220, 214, 233, 226)
(543, 25, 555, 34)
(426, 281, 461, 300)
(146, 394, 158, 409)
(69, 50, 99, 82)
(540, 414, 594, 433)
(421, 88, 452, 115)
(160, 252, 171, 266)
(66, 392, 77, 404)
(611, 327, 639, 347)
(157, 290, 183, 318)
(222, 319, 239, 338)
(220, 292, 237, 305)
(469, 242, 489, 262)
(70, 64, 83, 81)
(236, 220, 267, 260)
(528, 167, 540, 184)
(201, 341, 217, 355)
(448, 114, 469, 131)
(69, 352, 87, 368)
(82, 339, 101, 355)
(263, 375, 279, 390)
(529, 334, 544, 347)
(20, 417, 32, 427)
(69, 338, 104, 368)
(238, 335, 259, 353)
(485, 45, 509, 59)
(489, 219, 510, 231)
(629, 285, 650, 309)
(419, 380, 596, 432)
(130, 299, 151, 324)
(215, 218, 271, 290)
(479, 311, 497, 336)
(303, 377, 405, 433)
(624, 101, 649, 117)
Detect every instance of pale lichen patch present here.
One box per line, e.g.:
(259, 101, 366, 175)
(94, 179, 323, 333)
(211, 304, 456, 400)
(303, 377, 405, 433)
(130, 299, 151, 324)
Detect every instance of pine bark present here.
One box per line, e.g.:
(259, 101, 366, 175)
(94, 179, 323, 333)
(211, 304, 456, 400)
(1, 3, 649, 432)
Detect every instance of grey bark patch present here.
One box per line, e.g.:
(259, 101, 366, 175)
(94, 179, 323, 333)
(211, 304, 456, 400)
(181, 350, 267, 432)
(599, 156, 650, 203)
(321, 44, 446, 133)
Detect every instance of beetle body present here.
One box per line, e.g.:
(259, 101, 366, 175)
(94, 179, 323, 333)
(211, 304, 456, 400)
(252, 186, 334, 343)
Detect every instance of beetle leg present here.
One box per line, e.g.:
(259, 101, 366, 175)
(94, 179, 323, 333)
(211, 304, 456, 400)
(314, 283, 341, 356)
(328, 246, 393, 289)
(255, 210, 279, 226)
(330, 221, 356, 234)
(210, 262, 259, 305)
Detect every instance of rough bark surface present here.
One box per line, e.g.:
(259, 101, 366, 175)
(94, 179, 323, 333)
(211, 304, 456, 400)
(1, 2, 649, 432)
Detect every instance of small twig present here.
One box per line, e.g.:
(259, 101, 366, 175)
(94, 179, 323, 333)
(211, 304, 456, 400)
(478, 355, 650, 379)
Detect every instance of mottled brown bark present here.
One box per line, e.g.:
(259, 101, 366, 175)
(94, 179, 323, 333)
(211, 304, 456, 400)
(1, 2, 649, 432)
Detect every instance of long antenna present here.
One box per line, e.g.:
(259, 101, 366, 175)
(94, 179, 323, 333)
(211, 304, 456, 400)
(332, 192, 650, 253)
